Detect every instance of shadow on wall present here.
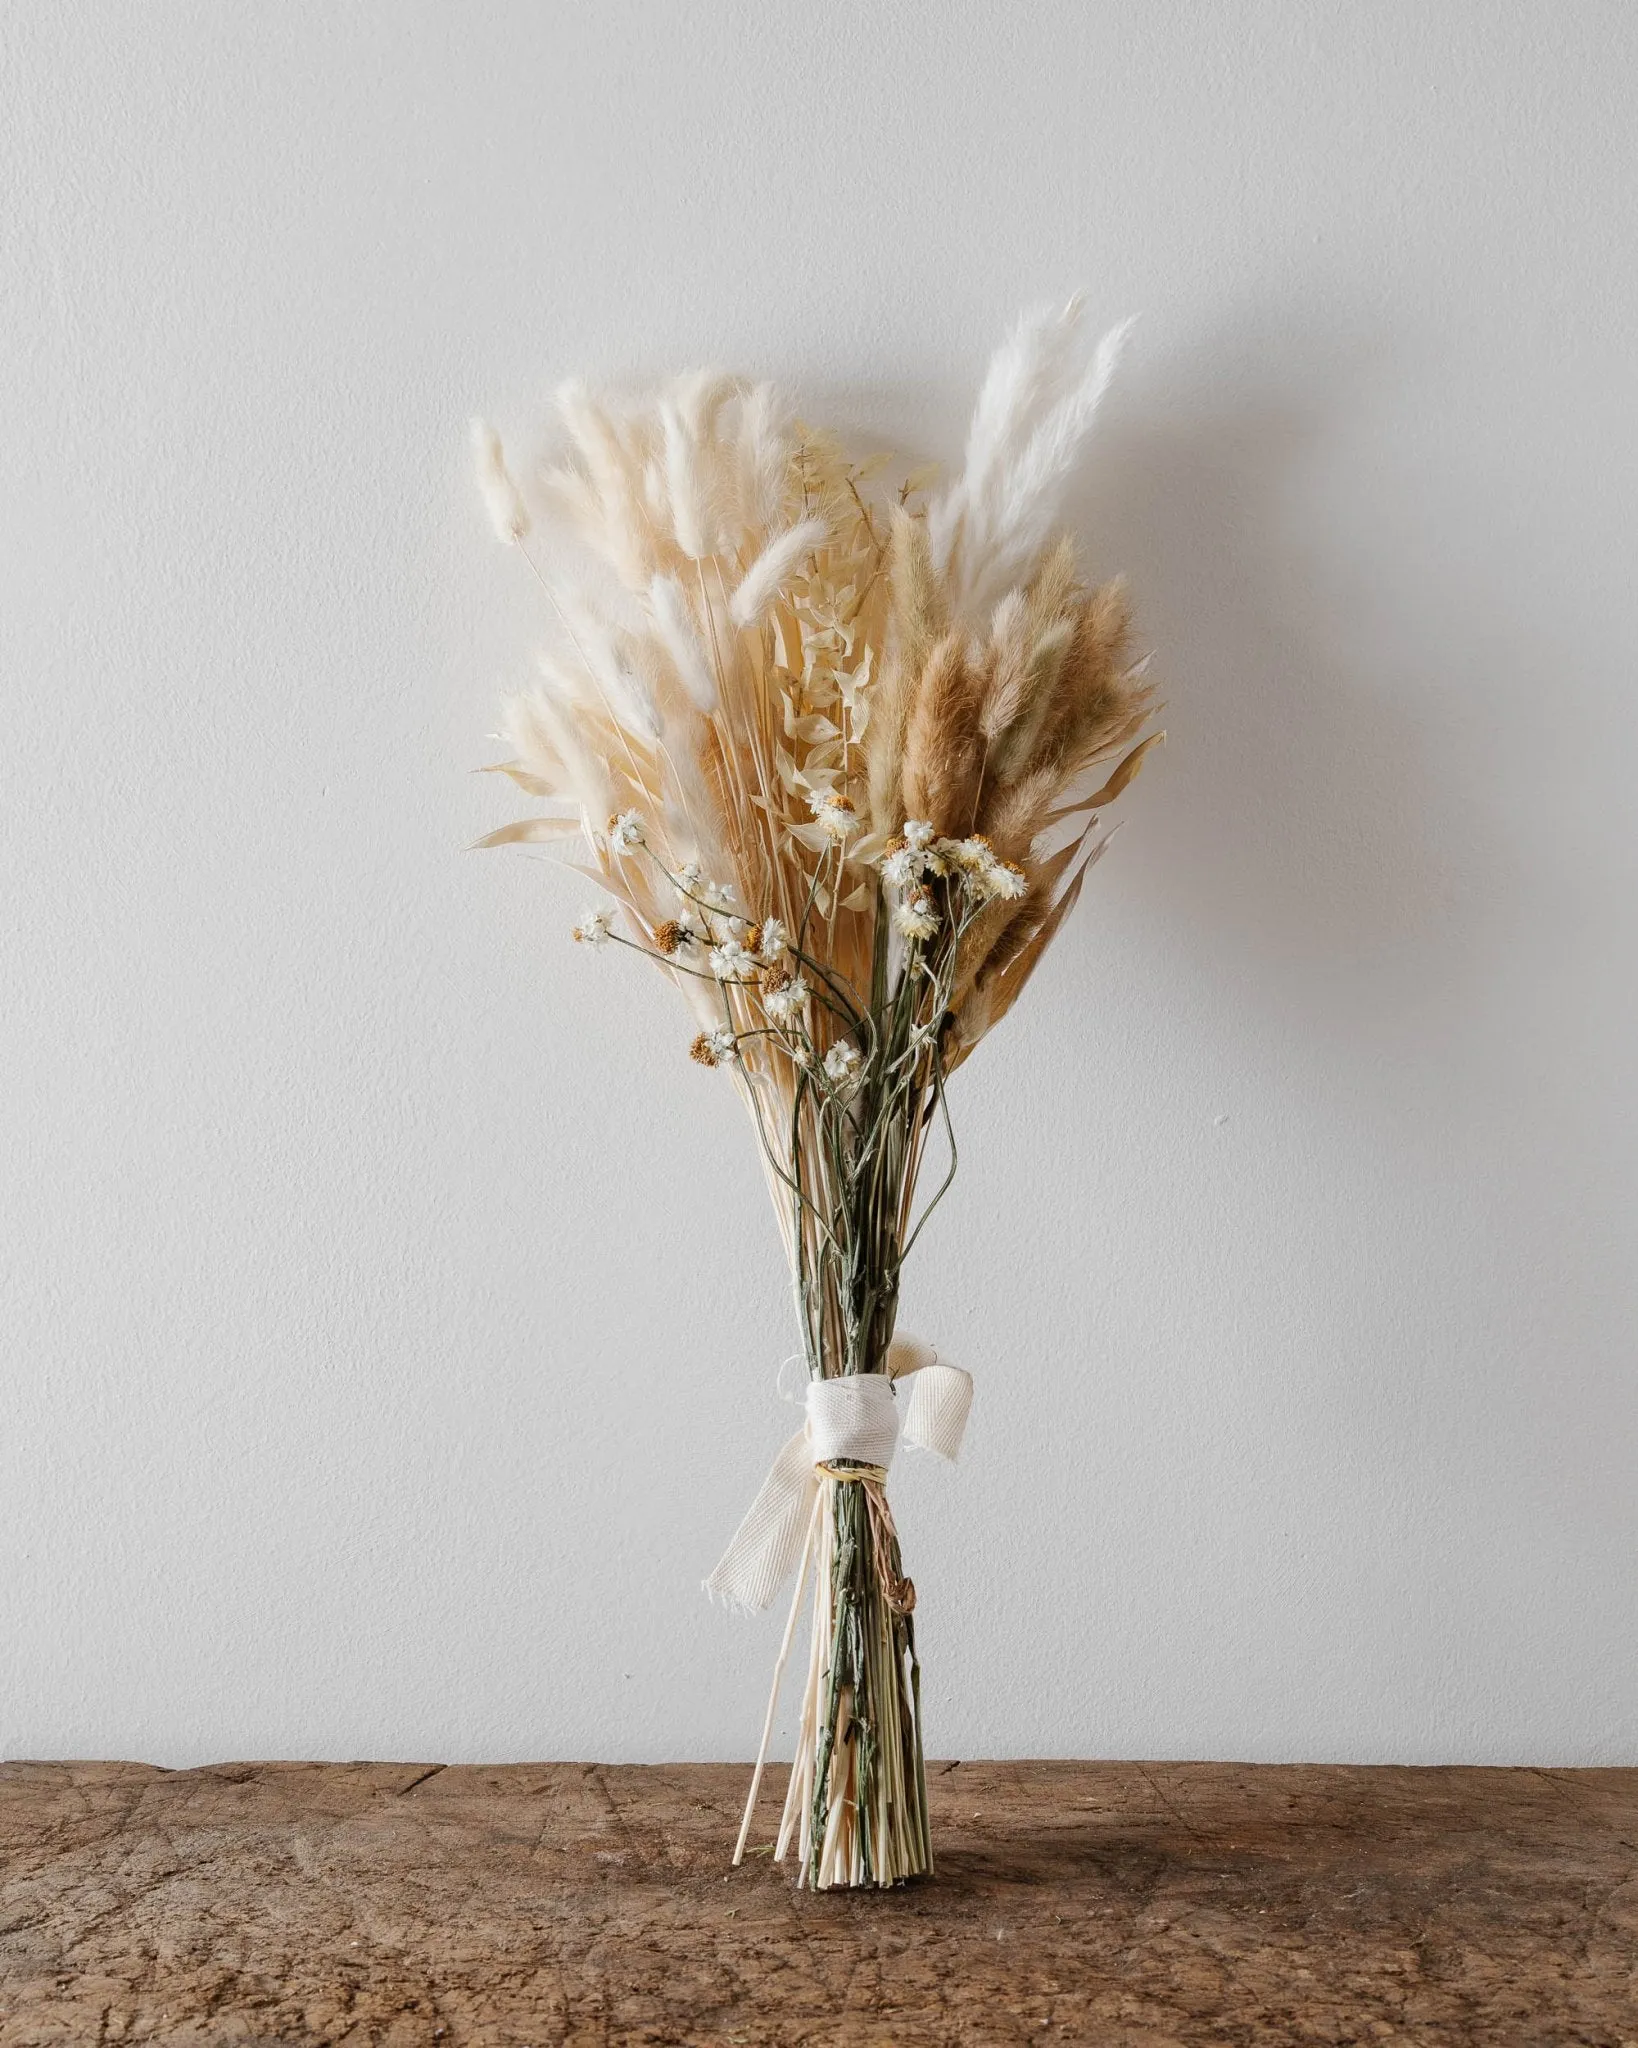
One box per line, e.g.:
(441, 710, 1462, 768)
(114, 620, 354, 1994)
(1060, 324, 1638, 1533)
(1072, 333, 1498, 1052)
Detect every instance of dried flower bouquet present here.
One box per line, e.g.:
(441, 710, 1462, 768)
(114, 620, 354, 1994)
(471, 299, 1159, 1888)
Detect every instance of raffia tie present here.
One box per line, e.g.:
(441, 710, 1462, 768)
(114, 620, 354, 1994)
(814, 1463, 917, 1614)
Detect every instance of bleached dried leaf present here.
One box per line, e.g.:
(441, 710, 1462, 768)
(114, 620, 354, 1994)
(469, 816, 583, 849)
(476, 761, 555, 797)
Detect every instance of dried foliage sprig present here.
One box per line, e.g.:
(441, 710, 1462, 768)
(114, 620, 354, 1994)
(471, 300, 1160, 1887)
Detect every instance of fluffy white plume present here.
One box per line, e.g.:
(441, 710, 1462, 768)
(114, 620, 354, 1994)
(470, 419, 530, 545)
(926, 301, 1134, 618)
(659, 370, 735, 560)
(948, 300, 1082, 520)
(735, 381, 792, 534)
(511, 680, 613, 834)
(648, 574, 719, 713)
(553, 380, 655, 588)
(986, 319, 1132, 597)
(554, 593, 665, 741)
(728, 517, 827, 629)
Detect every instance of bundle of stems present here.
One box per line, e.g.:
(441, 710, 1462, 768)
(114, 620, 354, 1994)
(471, 299, 1160, 1887)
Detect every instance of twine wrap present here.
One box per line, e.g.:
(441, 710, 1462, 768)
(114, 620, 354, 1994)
(704, 1334, 973, 1614)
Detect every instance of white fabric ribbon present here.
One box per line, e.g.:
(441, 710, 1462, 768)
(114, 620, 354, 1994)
(704, 1333, 973, 1613)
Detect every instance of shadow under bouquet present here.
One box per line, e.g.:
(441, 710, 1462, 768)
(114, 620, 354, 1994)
(471, 299, 1160, 1888)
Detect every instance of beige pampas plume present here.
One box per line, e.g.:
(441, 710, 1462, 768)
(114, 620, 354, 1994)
(471, 419, 530, 545)
(1028, 576, 1136, 779)
(981, 538, 1086, 781)
(865, 508, 940, 832)
(977, 589, 1030, 742)
(983, 618, 1073, 762)
(901, 633, 986, 833)
(728, 516, 827, 629)
(1022, 533, 1080, 638)
(888, 504, 941, 677)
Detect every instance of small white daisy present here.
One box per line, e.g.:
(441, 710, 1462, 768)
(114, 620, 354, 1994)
(609, 809, 646, 855)
(690, 1029, 738, 1068)
(881, 846, 920, 890)
(709, 938, 755, 980)
(758, 917, 789, 962)
(676, 860, 703, 894)
(572, 907, 613, 947)
(902, 819, 936, 851)
(823, 1041, 862, 1090)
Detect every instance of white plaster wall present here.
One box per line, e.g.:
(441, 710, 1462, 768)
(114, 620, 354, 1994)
(4, 1, 1635, 1767)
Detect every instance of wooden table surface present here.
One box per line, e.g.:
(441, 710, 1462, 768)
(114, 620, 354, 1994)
(1, 1759, 1633, 2045)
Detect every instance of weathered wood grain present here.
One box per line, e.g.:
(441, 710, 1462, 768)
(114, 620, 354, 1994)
(1, 1760, 1633, 2044)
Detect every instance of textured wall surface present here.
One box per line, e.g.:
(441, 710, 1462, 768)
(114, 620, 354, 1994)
(3, 2, 1635, 1767)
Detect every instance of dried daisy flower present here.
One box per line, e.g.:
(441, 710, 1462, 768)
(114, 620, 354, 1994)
(881, 844, 920, 889)
(652, 919, 691, 955)
(572, 907, 613, 947)
(809, 790, 858, 842)
(902, 819, 936, 851)
(894, 889, 938, 943)
(690, 1029, 738, 1067)
(941, 835, 993, 874)
(609, 809, 646, 855)
(764, 974, 810, 1026)
(758, 917, 789, 962)
(979, 858, 1028, 902)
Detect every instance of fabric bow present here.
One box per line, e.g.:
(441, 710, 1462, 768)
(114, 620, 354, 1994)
(704, 1333, 973, 1613)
